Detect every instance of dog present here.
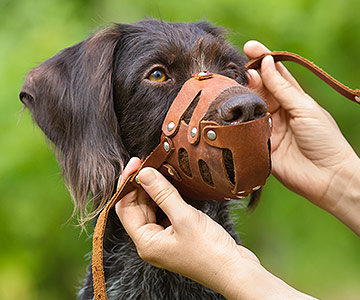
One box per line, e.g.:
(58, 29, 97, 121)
(20, 19, 268, 299)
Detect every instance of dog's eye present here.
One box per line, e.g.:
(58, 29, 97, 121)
(148, 69, 167, 82)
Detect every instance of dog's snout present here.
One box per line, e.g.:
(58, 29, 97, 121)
(218, 94, 268, 124)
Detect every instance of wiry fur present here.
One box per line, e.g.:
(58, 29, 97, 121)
(20, 20, 262, 299)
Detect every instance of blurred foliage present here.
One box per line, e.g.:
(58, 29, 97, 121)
(1, 0, 359, 299)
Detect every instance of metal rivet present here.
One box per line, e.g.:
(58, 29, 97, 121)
(193, 71, 213, 81)
(167, 121, 175, 132)
(168, 168, 175, 176)
(252, 185, 262, 191)
(198, 71, 207, 77)
(269, 117, 273, 128)
(190, 127, 197, 138)
(207, 130, 216, 141)
(135, 175, 140, 184)
(237, 190, 246, 195)
(163, 141, 170, 152)
(355, 96, 360, 103)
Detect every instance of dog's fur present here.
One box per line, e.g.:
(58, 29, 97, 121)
(20, 20, 261, 299)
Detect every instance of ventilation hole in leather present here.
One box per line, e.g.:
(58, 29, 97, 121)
(182, 91, 202, 124)
(267, 139, 272, 174)
(198, 159, 214, 186)
(178, 148, 192, 177)
(223, 149, 235, 186)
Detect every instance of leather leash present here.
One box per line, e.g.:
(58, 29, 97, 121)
(92, 51, 360, 300)
(245, 51, 360, 104)
(92, 138, 175, 299)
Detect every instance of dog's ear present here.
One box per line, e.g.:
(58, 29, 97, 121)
(20, 25, 130, 221)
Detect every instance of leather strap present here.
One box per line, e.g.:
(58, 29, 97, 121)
(187, 75, 241, 144)
(245, 51, 360, 104)
(92, 137, 174, 300)
(162, 80, 200, 137)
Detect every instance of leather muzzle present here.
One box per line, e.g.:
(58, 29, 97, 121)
(159, 72, 272, 200)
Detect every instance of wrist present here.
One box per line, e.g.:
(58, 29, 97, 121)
(219, 252, 317, 300)
(322, 155, 360, 235)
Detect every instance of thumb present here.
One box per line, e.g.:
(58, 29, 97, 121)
(138, 167, 191, 224)
(261, 55, 316, 115)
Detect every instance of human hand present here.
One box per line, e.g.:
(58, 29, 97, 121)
(115, 158, 259, 295)
(116, 158, 318, 299)
(244, 41, 360, 221)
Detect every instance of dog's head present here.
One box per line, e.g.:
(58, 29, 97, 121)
(20, 20, 268, 220)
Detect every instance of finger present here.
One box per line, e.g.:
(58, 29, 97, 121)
(243, 40, 271, 58)
(117, 157, 142, 189)
(247, 69, 280, 114)
(137, 188, 157, 224)
(115, 157, 153, 239)
(275, 61, 303, 91)
(261, 55, 315, 114)
(116, 188, 160, 241)
(137, 167, 191, 225)
(246, 69, 262, 89)
(244, 40, 303, 91)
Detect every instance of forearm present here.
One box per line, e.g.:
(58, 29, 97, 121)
(211, 252, 317, 300)
(192, 247, 317, 300)
(323, 155, 360, 236)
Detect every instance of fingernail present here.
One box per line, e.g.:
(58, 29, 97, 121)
(138, 168, 157, 186)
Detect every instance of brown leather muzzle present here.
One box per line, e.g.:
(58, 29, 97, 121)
(159, 72, 272, 200)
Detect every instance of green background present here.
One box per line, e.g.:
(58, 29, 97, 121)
(1, 0, 359, 299)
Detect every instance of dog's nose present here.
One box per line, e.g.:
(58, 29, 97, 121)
(218, 94, 268, 123)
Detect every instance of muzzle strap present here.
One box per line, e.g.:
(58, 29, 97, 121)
(246, 51, 360, 104)
(92, 137, 174, 300)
